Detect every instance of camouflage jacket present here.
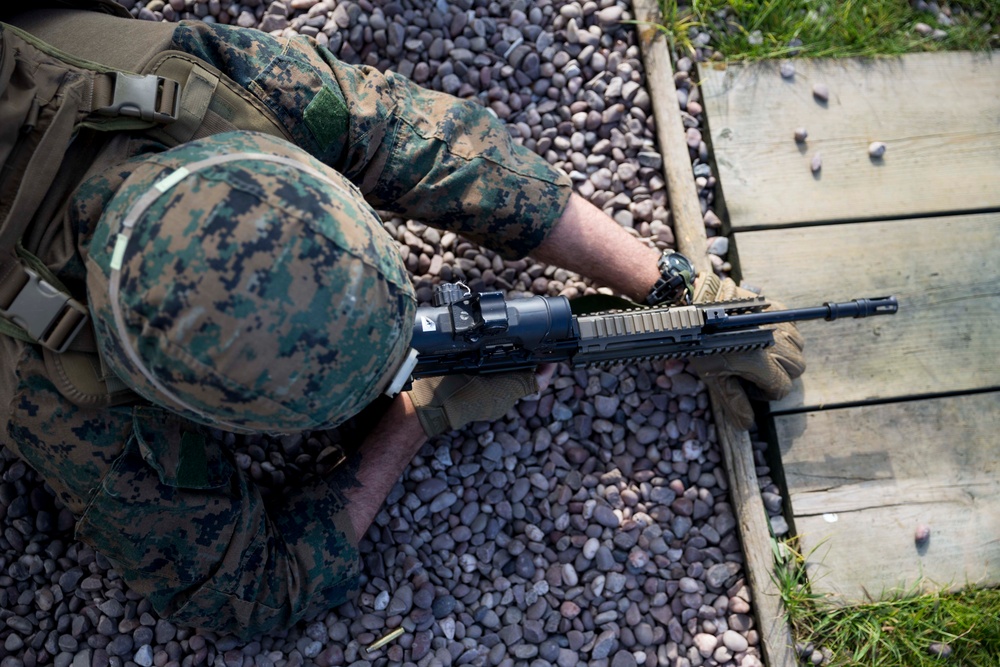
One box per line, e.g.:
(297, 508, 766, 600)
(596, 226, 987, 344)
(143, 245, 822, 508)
(1, 13, 572, 639)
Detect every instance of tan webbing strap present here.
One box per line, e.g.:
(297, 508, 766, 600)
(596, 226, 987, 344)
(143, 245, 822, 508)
(0, 94, 80, 250)
(0, 255, 23, 309)
(0, 27, 13, 99)
(0, 67, 91, 352)
(143, 52, 293, 144)
(146, 58, 221, 144)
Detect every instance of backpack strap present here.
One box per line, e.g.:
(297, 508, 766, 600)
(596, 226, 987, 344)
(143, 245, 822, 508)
(0, 13, 291, 407)
(140, 51, 291, 146)
(0, 23, 180, 353)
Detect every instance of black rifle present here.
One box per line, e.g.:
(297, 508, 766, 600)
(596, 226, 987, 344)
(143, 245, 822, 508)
(384, 284, 898, 393)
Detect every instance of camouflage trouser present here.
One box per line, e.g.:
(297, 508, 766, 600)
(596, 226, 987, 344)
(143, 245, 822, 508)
(3, 338, 360, 640)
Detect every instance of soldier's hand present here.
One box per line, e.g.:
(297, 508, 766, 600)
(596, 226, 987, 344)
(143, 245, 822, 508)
(689, 274, 806, 429)
(407, 365, 555, 437)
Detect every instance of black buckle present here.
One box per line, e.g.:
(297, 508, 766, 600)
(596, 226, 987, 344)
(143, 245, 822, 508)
(0, 268, 89, 353)
(97, 72, 179, 124)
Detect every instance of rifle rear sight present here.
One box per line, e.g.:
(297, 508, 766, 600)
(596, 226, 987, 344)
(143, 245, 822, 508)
(430, 282, 510, 341)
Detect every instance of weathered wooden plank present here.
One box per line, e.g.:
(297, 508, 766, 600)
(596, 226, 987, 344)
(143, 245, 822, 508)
(775, 392, 1000, 600)
(634, 3, 798, 665)
(713, 419, 798, 665)
(698, 52, 1000, 229)
(733, 213, 1000, 411)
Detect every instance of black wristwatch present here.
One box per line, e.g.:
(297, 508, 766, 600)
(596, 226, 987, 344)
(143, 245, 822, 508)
(645, 250, 696, 306)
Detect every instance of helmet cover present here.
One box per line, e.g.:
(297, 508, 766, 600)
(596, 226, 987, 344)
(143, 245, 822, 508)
(84, 131, 416, 433)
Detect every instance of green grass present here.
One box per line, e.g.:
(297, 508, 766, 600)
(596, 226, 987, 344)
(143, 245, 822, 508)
(658, 0, 999, 60)
(772, 539, 1000, 666)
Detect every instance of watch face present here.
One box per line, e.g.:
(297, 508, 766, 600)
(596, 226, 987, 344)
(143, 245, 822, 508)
(663, 251, 695, 280)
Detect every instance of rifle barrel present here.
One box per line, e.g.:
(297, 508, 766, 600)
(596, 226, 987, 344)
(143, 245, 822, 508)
(708, 296, 898, 330)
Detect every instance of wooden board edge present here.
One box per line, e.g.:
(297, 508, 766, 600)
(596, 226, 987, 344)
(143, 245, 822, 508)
(717, 420, 799, 667)
(633, 3, 797, 665)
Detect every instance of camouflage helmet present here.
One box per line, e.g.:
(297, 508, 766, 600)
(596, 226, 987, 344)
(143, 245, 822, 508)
(85, 131, 416, 433)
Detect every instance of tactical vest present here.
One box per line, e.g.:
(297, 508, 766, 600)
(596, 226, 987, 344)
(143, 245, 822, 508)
(0, 2, 292, 406)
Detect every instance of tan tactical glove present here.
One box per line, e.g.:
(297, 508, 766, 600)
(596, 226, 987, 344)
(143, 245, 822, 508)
(689, 274, 806, 430)
(406, 372, 539, 437)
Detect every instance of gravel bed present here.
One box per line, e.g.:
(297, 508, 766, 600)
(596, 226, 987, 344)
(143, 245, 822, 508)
(0, 1, 787, 667)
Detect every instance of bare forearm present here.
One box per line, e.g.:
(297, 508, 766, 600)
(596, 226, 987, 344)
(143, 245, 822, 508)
(342, 393, 427, 539)
(340, 198, 663, 539)
(532, 193, 662, 303)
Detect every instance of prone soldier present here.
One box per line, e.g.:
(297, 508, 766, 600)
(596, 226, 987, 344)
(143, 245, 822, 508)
(0, 1, 804, 638)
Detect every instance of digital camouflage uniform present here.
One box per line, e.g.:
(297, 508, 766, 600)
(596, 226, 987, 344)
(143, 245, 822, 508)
(1, 10, 572, 638)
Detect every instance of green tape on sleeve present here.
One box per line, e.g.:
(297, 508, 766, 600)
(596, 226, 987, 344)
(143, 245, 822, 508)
(304, 84, 349, 150)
